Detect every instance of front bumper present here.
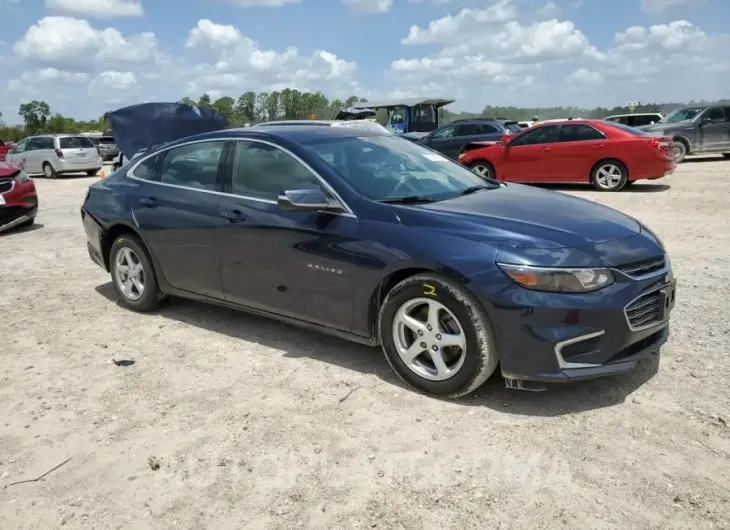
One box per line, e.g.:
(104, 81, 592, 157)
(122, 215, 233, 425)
(482, 263, 676, 387)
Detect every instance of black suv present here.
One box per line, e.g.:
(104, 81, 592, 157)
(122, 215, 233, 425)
(417, 118, 522, 159)
(637, 105, 730, 163)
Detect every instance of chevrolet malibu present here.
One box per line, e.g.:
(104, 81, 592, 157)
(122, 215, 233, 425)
(81, 126, 676, 397)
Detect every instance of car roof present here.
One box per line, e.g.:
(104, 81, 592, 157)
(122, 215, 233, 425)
(606, 113, 662, 118)
(166, 125, 386, 147)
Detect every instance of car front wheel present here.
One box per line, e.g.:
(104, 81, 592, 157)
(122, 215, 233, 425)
(469, 160, 495, 180)
(378, 273, 499, 398)
(109, 234, 162, 312)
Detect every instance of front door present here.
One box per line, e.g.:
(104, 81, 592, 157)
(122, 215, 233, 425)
(501, 124, 560, 182)
(217, 139, 356, 331)
(697, 107, 727, 151)
(6, 139, 29, 172)
(127, 140, 228, 298)
(551, 123, 611, 182)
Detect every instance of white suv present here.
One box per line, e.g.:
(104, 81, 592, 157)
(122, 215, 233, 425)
(5, 135, 103, 178)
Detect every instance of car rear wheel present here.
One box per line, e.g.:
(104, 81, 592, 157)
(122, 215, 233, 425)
(43, 163, 57, 179)
(378, 273, 499, 398)
(109, 234, 162, 312)
(86, 169, 100, 176)
(672, 141, 687, 163)
(469, 160, 495, 180)
(591, 160, 627, 191)
(722, 153, 730, 159)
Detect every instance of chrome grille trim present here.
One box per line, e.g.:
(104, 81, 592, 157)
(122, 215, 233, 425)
(615, 255, 667, 279)
(624, 286, 667, 331)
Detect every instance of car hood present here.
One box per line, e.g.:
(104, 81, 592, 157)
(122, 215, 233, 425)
(392, 183, 641, 249)
(107, 102, 228, 160)
(0, 161, 21, 178)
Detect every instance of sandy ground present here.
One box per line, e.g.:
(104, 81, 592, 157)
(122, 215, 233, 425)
(1, 157, 729, 529)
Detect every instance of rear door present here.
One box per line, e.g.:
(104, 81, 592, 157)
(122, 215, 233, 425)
(128, 139, 228, 298)
(551, 123, 610, 182)
(697, 107, 726, 150)
(501, 125, 560, 182)
(58, 136, 98, 167)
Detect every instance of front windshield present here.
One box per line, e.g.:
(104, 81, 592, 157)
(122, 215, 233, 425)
(302, 134, 498, 202)
(662, 108, 703, 123)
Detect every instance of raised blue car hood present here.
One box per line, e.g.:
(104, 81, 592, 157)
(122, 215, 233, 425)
(392, 183, 641, 249)
(108, 102, 228, 160)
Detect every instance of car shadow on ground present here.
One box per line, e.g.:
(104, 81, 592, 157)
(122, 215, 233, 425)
(0, 223, 43, 236)
(534, 183, 670, 193)
(95, 282, 659, 417)
(683, 156, 729, 164)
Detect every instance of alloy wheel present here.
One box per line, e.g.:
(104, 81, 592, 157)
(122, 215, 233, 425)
(44, 165, 53, 178)
(392, 298, 467, 381)
(114, 247, 145, 301)
(471, 164, 491, 178)
(594, 163, 623, 190)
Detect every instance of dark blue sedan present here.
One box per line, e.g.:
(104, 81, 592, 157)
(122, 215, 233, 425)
(81, 125, 676, 397)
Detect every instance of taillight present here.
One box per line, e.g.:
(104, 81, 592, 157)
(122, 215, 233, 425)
(55, 149, 64, 158)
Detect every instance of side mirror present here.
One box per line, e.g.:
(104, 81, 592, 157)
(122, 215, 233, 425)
(277, 188, 343, 212)
(701, 116, 712, 125)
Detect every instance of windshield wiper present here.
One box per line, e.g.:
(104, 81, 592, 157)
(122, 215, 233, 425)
(458, 185, 497, 196)
(379, 195, 437, 204)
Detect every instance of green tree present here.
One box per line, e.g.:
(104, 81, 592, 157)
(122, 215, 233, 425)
(19, 100, 51, 135)
(236, 91, 256, 124)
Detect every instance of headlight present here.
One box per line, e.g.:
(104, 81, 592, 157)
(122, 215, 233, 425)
(13, 170, 30, 183)
(497, 263, 614, 293)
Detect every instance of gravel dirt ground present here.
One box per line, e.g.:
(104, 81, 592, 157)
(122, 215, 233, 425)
(1, 157, 729, 529)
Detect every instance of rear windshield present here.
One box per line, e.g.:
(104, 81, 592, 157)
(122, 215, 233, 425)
(602, 121, 651, 136)
(59, 136, 95, 149)
(98, 136, 116, 144)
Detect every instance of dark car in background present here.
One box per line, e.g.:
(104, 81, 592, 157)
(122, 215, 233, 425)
(416, 118, 522, 159)
(81, 123, 675, 398)
(637, 105, 730, 162)
(93, 135, 120, 161)
(0, 162, 38, 233)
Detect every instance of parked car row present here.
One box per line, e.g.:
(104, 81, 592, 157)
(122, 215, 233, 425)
(4, 134, 103, 178)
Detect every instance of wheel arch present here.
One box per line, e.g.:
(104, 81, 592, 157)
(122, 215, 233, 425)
(101, 222, 146, 272)
(673, 135, 692, 153)
(367, 265, 471, 341)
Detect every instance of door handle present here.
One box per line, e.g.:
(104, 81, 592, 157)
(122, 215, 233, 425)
(221, 210, 246, 223)
(540, 147, 551, 152)
(594, 144, 606, 148)
(140, 197, 158, 208)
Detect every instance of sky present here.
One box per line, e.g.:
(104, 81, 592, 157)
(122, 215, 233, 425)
(0, 0, 728, 123)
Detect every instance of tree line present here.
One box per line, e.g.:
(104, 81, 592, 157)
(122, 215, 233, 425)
(2, 90, 729, 143)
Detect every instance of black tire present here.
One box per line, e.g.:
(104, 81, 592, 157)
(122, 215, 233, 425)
(86, 169, 100, 176)
(42, 162, 57, 179)
(672, 141, 687, 163)
(19, 217, 35, 227)
(722, 153, 730, 159)
(468, 160, 495, 180)
(109, 234, 162, 312)
(590, 159, 628, 191)
(377, 273, 499, 398)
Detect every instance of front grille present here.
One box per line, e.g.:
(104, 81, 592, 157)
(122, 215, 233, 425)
(625, 289, 662, 329)
(616, 255, 665, 277)
(0, 178, 13, 194)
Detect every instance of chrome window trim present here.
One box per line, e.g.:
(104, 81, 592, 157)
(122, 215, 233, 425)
(125, 136, 356, 218)
(554, 331, 604, 369)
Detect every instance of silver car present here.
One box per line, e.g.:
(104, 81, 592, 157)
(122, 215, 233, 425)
(6, 134, 103, 178)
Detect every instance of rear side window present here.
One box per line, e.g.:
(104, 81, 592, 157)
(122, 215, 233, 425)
(159, 141, 225, 191)
(706, 107, 725, 123)
(455, 124, 479, 136)
(59, 136, 94, 149)
(559, 124, 606, 142)
(479, 123, 499, 134)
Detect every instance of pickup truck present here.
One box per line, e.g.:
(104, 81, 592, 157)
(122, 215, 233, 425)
(637, 105, 730, 163)
(0, 139, 15, 161)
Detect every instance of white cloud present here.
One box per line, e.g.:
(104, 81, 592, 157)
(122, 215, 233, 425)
(342, 0, 393, 14)
(567, 68, 602, 85)
(8, 68, 89, 92)
(535, 1, 560, 19)
(92, 70, 137, 90)
(45, 0, 144, 18)
(13, 17, 156, 69)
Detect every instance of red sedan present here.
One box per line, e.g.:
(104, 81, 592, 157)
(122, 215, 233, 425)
(0, 161, 38, 233)
(458, 119, 675, 191)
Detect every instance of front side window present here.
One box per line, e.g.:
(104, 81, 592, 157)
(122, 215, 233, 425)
(159, 141, 225, 191)
(40, 137, 55, 149)
(12, 139, 28, 153)
(558, 124, 606, 142)
(232, 141, 320, 200)
(705, 107, 725, 123)
(455, 124, 478, 136)
(59, 136, 95, 149)
(432, 125, 456, 139)
(479, 123, 499, 134)
(303, 134, 497, 203)
(510, 125, 560, 146)
(389, 109, 406, 125)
